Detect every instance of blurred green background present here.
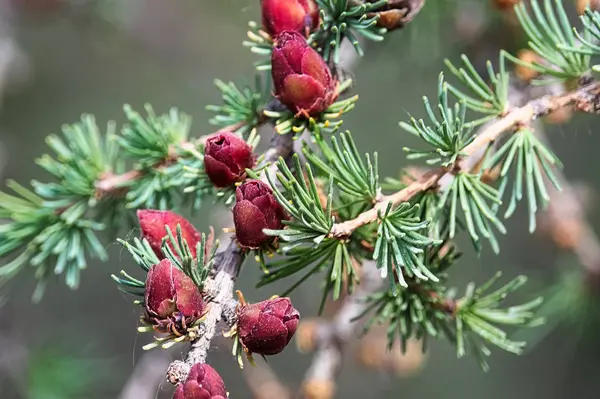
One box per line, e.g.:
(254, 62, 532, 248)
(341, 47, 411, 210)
(1, 0, 600, 398)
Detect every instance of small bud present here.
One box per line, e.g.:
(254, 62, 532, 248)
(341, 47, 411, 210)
(173, 363, 227, 399)
(374, 9, 406, 30)
(261, 0, 319, 36)
(366, 0, 426, 30)
(204, 132, 255, 188)
(237, 297, 300, 356)
(137, 210, 202, 258)
(232, 180, 287, 248)
(145, 259, 204, 335)
(271, 31, 337, 117)
(577, 0, 600, 15)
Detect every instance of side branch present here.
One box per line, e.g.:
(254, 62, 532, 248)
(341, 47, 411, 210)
(301, 260, 383, 397)
(94, 123, 260, 196)
(329, 80, 600, 237)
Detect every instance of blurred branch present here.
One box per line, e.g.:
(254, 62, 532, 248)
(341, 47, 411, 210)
(300, 260, 382, 399)
(355, 328, 425, 376)
(0, 300, 28, 395)
(118, 350, 171, 399)
(535, 126, 600, 282)
(297, 71, 580, 397)
(0, 0, 31, 105)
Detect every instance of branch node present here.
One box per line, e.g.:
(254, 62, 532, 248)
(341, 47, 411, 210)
(166, 360, 190, 385)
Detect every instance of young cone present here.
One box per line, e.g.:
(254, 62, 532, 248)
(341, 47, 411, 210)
(261, 0, 319, 36)
(204, 132, 254, 188)
(137, 209, 202, 258)
(144, 259, 205, 336)
(271, 31, 337, 117)
(173, 363, 227, 399)
(237, 296, 300, 356)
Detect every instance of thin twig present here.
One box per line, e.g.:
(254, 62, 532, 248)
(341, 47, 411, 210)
(118, 350, 171, 399)
(329, 80, 600, 238)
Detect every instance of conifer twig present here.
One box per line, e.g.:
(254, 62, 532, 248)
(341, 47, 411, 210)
(166, 133, 295, 385)
(329, 80, 600, 238)
(95, 122, 264, 195)
(300, 77, 588, 392)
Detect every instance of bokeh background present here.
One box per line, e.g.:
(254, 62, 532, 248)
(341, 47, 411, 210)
(1, 0, 600, 398)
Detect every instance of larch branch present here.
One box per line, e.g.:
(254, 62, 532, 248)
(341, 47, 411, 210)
(329, 80, 600, 238)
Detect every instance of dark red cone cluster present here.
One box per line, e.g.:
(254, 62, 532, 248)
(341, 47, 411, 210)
(144, 259, 205, 336)
(237, 297, 300, 356)
(261, 0, 319, 36)
(173, 363, 227, 399)
(137, 210, 202, 259)
(232, 180, 287, 248)
(271, 31, 337, 117)
(204, 132, 254, 188)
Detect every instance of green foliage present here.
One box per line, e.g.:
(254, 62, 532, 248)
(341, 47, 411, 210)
(444, 54, 510, 126)
(260, 155, 359, 314)
(401, 74, 474, 167)
(243, 21, 275, 71)
(36, 115, 120, 204)
(0, 106, 215, 298)
(206, 75, 271, 137)
(373, 202, 440, 292)
(0, 0, 571, 373)
(312, 0, 387, 63)
(438, 172, 506, 253)
(454, 272, 543, 371)
(486, 127, 562, 233)
(504, 0, 591, 80)
(360, 244, 457, 352)
(113, 224, 216, 298)
(117, 105, 190, 167)
(411, 189, 449, 241)
(116, 105, 193, 209)
(303, 129, 379, 205)
(362, 247, 543, 371)
(560, 9, 600, 72)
